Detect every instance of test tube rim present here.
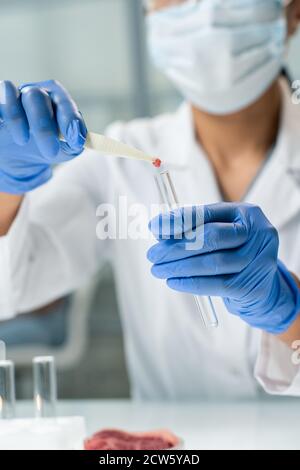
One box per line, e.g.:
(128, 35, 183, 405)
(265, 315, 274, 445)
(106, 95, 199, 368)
(33, 356, 55, 364)
(0, 360, 13, 367)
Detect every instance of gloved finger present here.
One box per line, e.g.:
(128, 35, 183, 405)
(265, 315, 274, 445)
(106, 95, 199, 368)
(151, 247, 252, 279)
(149, 203, 248, 241)
(21, 80, 87, 153)
(147, 221, 248, 263)
(166, 275, 232, 297)
(21, 86, 60, 159)
(149, 206, 204, 239)
(0, 80, 29, 145)
(205, 203, 268, 222)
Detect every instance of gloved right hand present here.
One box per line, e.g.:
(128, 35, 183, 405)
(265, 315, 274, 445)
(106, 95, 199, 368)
(0, 80, 87, 194)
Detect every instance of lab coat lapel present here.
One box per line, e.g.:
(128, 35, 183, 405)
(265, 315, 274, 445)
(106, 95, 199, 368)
(156, 102, 193, 169)
(246, 154, 300, 230)
(158, 102, 222, 205)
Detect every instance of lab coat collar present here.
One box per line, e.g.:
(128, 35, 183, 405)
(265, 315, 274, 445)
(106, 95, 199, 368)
(156, 102, 194, 169)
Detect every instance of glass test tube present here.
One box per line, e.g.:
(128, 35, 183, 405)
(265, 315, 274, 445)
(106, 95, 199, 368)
(0, 341, 5, 360)
(33, 356, 57, 418)
(0, 360, 16, 419)
(155, 168, 218, 329)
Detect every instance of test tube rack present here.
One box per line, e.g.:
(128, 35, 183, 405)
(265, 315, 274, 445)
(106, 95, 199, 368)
(0, 355, 86, 450)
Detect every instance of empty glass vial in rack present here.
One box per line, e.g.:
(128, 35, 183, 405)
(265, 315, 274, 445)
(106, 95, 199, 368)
(0, 359, 16, 419)
(33, 356, 57, 418)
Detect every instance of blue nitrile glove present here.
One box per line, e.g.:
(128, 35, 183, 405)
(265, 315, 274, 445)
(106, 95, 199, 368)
(148, 203, 300, 334)
(0, 80, 87, 194)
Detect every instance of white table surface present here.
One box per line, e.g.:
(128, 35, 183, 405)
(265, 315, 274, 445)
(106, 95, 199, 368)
(16, 398, 300, 450)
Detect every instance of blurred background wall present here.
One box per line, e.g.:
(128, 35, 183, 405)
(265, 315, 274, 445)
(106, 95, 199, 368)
(0, 0, 300, 400)
(0, 0, 181, 128)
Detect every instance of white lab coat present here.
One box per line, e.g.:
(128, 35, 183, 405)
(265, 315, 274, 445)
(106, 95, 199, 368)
(0, 79, 300, 399)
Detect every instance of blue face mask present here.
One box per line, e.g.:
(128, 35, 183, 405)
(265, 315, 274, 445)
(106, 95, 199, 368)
(147, 0, 287, 114)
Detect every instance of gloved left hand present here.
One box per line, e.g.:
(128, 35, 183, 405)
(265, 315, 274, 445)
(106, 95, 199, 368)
(147, 203, 300, 334)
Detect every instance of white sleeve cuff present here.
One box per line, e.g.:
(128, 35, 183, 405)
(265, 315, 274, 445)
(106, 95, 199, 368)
(255, 331, 300, 396)
(0, 197, 29, 320)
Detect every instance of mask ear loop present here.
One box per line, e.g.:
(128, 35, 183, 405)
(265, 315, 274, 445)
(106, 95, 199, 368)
(282, 0, 296, 89)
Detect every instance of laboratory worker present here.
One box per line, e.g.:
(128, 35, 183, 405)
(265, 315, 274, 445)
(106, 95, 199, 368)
(0, 0, 300, 400)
